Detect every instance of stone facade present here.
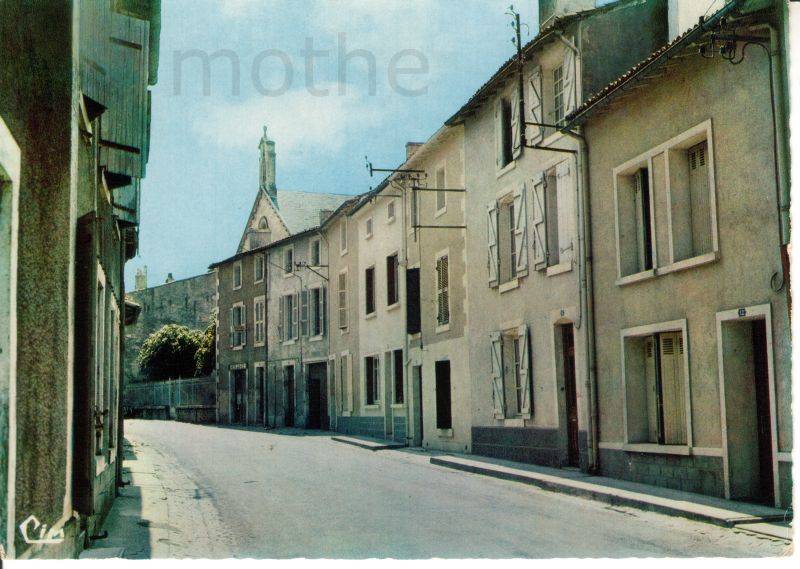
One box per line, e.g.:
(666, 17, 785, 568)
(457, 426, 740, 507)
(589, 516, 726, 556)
(124, 271, 217, 383)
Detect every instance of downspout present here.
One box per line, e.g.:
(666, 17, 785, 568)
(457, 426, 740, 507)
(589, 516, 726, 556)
(555, 27, 600, 473)
(399, 178, 412, 446)
(316, 227, 333, 431)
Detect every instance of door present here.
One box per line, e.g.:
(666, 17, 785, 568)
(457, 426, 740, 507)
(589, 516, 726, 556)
(752, 320, 774, 504)
(285, 366, 295, 427)
(233, 369, 246, 424)
(256, 366, 265, 426)
(412, 365, 423, 446)
(562, 325, 579, 467)
(435, 360, 452, 430)
(306, 363, 328, 430)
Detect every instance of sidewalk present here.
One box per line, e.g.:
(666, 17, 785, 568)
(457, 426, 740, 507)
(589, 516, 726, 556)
(430, 453, 792, 539)
(81, 438, 233, 559)
(331, 434, 406, 451)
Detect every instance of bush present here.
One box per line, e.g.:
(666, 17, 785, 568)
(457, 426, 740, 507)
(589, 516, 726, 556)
(138, 324, 203, 381)
(195, 316, 216, 377)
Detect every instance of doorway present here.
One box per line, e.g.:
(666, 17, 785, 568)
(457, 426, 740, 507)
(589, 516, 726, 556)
(435, 360, 452, 430)
(284, 365, 295, 427)
(232, 369, 246, 424)
(255, 365, 265, 426)
(306, 362, 328, 430)
(718, 308, 777, 505)
(560, 324, 579, 468)
(412, 365, 423, 446)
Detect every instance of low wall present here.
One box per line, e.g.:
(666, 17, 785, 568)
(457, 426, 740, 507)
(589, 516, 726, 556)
(124, 376, 216, 424)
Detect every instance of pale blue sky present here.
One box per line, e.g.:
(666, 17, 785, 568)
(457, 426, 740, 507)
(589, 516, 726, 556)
(128, 0, 550, 287)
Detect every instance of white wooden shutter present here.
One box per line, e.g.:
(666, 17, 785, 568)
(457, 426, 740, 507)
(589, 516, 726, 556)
(645, 336, 659, 443)
(495, 99, 504, 169)
(321, 286, 327, 336)
(300, 290, 309, 336)
(511, 87, 522, 160)
(660, 332, 687, 445)
(436, 256, 450, 325)
(532, 174, 548, 270)
(556, 160, 575, 265)
(490, 332, 505, 419)
(563, 43, 577, 118)
(487, 202, 499, 287)
(338, 272, 348, 329)
(292, 293, 299, 339)
(346, 354, 354, 412)
(513, 182, 529, 275)
(527, 66, 544, 145)
(518, 324, 532, 416)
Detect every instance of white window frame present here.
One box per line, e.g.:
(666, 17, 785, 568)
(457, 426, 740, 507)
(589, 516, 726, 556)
(338, 268, 349, 331)
(364, 264, 376, 318)
(553, 64, 565, 125)
(387, 199, 396, 223)
(309, 285, 325, 340)
(435, 248, 450, 333)
(309, 238, 321, 267)
(386, 251, 400, 311)
(365, 216, 374, 240)
(340, 217, 348, 255)
(612, 120, 719, 286)
(434, 163, 447, 218)
(254, 295, 265, 347)
(254, 254, 265, 284)
(283, 246, 294, 277)
(363, 353, 381, 409)
(232, 260, 242, 290)
(620, 319, 692, 455)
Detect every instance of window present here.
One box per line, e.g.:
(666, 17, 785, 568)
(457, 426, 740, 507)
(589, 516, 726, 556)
(497, 97, 513, 168)
(553, 64, 565, 125)
(340, 354, 352, 413)
(387, 200, 396, 222)
(365, 266, 375, 315)
(310, 287, 326, 337)
(490, 325, 531, 419)
(406, 268, 421, 335)
(279, 294, 298, 341)
(532, 161, 574, 271)
(230, 303, 246, 348)
(488, 183, 528, 287)
(410, 189, 419, 228)
(338, 271, 348, 329)
(386, 254, 399, 306)
(340, 218, 348, 254)
(310, 240, 321, 266)
(393, 349, 404, 404)
(435, 166, 446, 213)
(617, 166, 654, 278)
(254, 254, 265, 283)
(669, 140, 713, 262)
(623, 326, 688, 446)
(436, 254, 450, 326)
(365, 217, 373, 239)
(300, 290, 309, 336)
(365, 355, 379, 406)
(283, 248, 294, 274)
(254, 296, 265, 345)
(233, 261, 242, 289)
(435, 360, 452, 429)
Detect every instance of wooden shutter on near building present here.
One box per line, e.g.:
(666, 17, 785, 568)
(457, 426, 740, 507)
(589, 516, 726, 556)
(562, 42, 577, 118)
(532, 174, 548, 269)
(527, 66, 544, 145)
(513, 182, 529, 275)
(490, 332, 505, 419)
(511, 87, 522, 160)
(487, 202, 499, 286)
(518, 324, 532, 416)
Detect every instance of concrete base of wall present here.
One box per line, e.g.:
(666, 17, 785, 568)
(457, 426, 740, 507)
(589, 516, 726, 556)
(472, 426, 589, 470)
(392, 416, 407, 443)
(336, 415, 385, 439)
(599, 448, 725, 497)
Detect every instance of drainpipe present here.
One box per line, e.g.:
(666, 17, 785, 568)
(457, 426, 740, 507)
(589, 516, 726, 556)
(399, 178, 412, 446)
(556, 27, 600, 473)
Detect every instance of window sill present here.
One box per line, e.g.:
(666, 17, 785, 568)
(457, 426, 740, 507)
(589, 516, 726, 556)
(308, 335, 323, 343)
(254, 278, 264, 285)
(283, 339, 296, 346)
(254, 341, 265, 348)
(546, 262, 572, 277)
(340, 411, 351, 417)
(407, 332, 421, 340)
(437, 428, 454, 439)
(616, 269, 657, 287)
(364, 312, 377, 320)
(622, 443, 690, 456)
(340, 249, 348, 257)
(95, 454, 108, 477)
(661, 251, 718, 275)
(364, 404, 380, 410)
(434, 207, 447, 219)
(387, 216, 396, 224)
(496, 160, 516, 179)
(233, 285, 242, 291)
(283, 272, 294, 279)
(339, 328, 349, 335)
(498, 278, 519, 294)
(231, 345, 244, 351)
(391, 403, 405, 410)
(386, 302, 401, 312)
(435, 323, 450, 334)
(503, 417, 528, 427)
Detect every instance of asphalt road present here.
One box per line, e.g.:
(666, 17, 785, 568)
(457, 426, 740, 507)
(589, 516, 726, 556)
(123, 420, 790, 559)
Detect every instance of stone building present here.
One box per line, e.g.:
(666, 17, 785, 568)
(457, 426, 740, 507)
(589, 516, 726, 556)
(124, 269, 217, 383)
(566, 0, 791, 506)
(0, 0, 160, 559)
(212, 128, 350, 427)
(452, 0, 669, 471)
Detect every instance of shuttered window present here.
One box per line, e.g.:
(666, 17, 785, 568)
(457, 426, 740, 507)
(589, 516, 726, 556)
(338, 271, 348, 329)
(527, 66, 544, 145)
(311, 287, 326, 337)
(254, 296, 265, 344)
(435, 360, 452, 429)
(254, 254, 264, 282)
(365, 355, 379, 406)
(386, 254, 399, 306)
(393, 349, 404, 404)
(436, 255, 450, 326)
(233, 262, 242, 289)
(406, 268, 421, 334)
(300, 290, 309, 336)
(365, 266, 375, 315)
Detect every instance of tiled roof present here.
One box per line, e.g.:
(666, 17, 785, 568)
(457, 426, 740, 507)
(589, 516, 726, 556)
(565, 0, 744, 125)
(275, 190, 353, 234)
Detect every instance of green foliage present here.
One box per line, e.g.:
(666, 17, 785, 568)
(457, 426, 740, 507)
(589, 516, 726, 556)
(195, 315, 217, 377)
(138, 324, 203, 381)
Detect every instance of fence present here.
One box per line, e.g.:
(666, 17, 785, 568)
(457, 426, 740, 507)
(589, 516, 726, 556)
(123, 375, 216, 423)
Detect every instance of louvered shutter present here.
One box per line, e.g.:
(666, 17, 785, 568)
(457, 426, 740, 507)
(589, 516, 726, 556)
(513, 182, 529, 275)
(487, 202, 499, 287)
(518, 325, 532, 416)
(511, 87, 522, 160)
(321, 286, 327, 336)
(644, 336, 659, 442)
(242, 305, 247, 346)
(346, 354, 354, 412)
(490, 332, 505, 419)
(229, 308, 234, 347)
(495, 99, 504, 169)
(300, 290, 309, 336)
(532, 174, 548, 270)
(278, 297, 284, 341)
(527, 66, 544, 145)
(563, 43, 577, 118)
(436, 256, 450, 326)
(660, 332, 687, 445)
(338, 273, 348, 329)
(292, 293, 299, 339)
(556, 161, 575, 265)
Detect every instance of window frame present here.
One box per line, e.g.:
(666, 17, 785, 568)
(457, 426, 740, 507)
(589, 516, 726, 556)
(364, 354, 380, 408)
(283, 246, 294, 277)
(230, 301, 247, 349)
(254, 253, 265, 284)
(253, 295, 265, 346)
(386, 252, 400, 309)
(365, 216, 374, 239)
(434, 163, 447, 217)
(435, 249, 450, 333)
(340, 217, 348, 255)
(364, 265, 376, 317)
(620, 318, 692, 454)
(232, 261, 242, 290)
(309, 238, 321, 267)
(553, 64, 565, 125)
(338, 269, 349, 331)
(387, 199, 396, 223)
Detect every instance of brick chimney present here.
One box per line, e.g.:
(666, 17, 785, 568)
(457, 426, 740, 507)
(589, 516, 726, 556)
(406, 142, 424, 161)
(538, 0, 595, 29)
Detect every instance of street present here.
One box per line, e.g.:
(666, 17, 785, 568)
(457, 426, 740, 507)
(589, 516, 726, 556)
(97, 420, 791, 559)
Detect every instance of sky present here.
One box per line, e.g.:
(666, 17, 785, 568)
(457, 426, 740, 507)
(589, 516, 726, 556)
(128, 0, 547, 288)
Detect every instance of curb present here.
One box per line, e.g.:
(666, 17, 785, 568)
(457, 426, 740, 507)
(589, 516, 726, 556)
(332, 436, 405, 452)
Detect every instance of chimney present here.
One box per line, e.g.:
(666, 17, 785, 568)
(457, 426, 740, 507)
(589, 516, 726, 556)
(406, 142, 424, 161)
(135, 266, 148, 290)
(538, 0, 596, 29)
(668, 0, 724, 42)
(319, 209, 334, 225)
(165, 272, 174, 284)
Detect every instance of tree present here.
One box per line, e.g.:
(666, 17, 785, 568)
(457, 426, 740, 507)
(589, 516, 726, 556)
(138, 324, 203, 381)
(195, 315, 216, 377)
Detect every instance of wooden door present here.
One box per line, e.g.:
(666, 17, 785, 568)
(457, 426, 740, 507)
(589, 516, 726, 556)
(752, 320, 775, 505)
(285, 366, 295, 427)
(562, 326, 579, 467)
